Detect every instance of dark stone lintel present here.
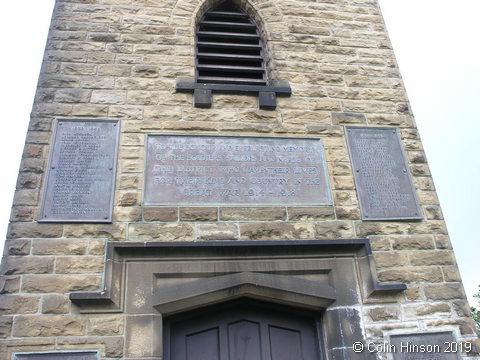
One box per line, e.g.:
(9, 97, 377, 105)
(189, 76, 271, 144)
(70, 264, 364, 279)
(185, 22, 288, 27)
(176, 77, 291, 110)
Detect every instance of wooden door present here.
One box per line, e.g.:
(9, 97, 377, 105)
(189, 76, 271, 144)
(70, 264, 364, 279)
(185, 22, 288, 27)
(168, 303, 321, 360)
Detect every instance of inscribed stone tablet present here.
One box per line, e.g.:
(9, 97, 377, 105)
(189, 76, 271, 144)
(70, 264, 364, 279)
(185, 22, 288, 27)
(15, 352, 98, 360)
(39, 119, 119, 222)
(345, 127, 422, 220)
(144, 135, 332, 205)
(390, 332, 460, 360)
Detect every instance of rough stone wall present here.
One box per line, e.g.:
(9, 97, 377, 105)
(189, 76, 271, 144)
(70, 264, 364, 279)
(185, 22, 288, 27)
(0, 0, 478, 359)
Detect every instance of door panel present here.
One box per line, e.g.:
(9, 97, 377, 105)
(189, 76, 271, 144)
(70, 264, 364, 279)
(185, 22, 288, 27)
(168, 304, 321, 360)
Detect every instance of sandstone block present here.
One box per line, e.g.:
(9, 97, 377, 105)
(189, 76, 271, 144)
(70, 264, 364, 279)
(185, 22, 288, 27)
(64, 224, 126, 240)
(443, 266, 462, 282)
(332, 176, 355, 190)
(335, 206, 360, 220)
(22, 275, 101, 293)
(72, 104, 109, 116)
(10, 206, 36, 222)
(240, 222, 315, 241)
(220, 207, 286, 221)
(42, 294, 69, 314)
(332, 112, 366, 124)
(405, 286, 422, 301)
(373, 252, 408, 267)
(113, 206, 142, 222)
(55, 257, 104, 274)
(0, 295, 39, 314)
(128, 223, 194, 242)
(1, 257, 54, 275)
(315, 221, 354, 239)
(32, 239, 88, 255)
(287, 207, 334, 221)
(378, 267, 443, 283)
(0, 276, 21, 294)
(368, 306, 400, 322)
(391, 235, 434, 250)
(409, 251, 455, 266)
(196, 223, 239, 241)
(91, 90, 126, 104)
(404, 303, 450, 319)
(13, 316, 85, 337)
(180, 207, 218, 221)
(424, 283, 465, 300)
(88, 315, 124, 336)
(143, 207, 178, 222)
(88, 240, 106, 255)
(6, 240, 31, 255)
(368, 236, 391, 251)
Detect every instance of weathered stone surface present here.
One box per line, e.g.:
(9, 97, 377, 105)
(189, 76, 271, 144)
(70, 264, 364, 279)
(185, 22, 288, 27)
(221, 207, 286, 221)
(424, 283, 465, 300)
(196, 223, 239, 241)
(32, 239, 88, 255)
(64, 224, 126, 240)
(113, 206, 142, 222)
(0, 316, 13, 338)
(334, 206, 360, 220)
(88, 315, 124, 336)
(42, 294, 69, 314)
(368, 306, 400, 322)
(57, 336, 124, 358)
(332, 112, 366, 124)
(1, 257, 54, 275)
(391, 235, 434, 250)
(315, 221, 354, 239)
(55, 257, 104, 274)
(22, 275, 101, 293)
(0, 295, 39, 314)
(378, 267, 443, 283)
(8, 223, 63, 239)
(143, 207, 178, 222)
(373, 252, 408, 267)
(6, 240, 31, 255)
(0, 276, 21, 294)
(443, 266, 462, 282)
(128, 223, 194, 241)
(404, 303, 451, 318)
(405, 286, 422, 301)
(409, 251, 455, 266)
(180, 207, 218, 221)
(240, 222, 315, 240)
(13, 316, 86, 337)
(287, 207, 334, 221)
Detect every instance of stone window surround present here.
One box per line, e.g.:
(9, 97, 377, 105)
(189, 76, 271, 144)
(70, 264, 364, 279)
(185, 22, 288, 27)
(70, 239, 405, 359)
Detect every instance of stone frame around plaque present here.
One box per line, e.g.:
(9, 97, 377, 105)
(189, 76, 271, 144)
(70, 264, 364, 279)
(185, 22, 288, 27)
(38, 119, 120, 223)
(14, 351, 99, 360)
(387, 331, 462, 360)
(345, 126, 423, 221)
(143, 134, 333, 206)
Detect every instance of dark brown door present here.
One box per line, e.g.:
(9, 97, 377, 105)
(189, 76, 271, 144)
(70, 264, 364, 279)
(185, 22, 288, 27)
(168, 303, 322, 360)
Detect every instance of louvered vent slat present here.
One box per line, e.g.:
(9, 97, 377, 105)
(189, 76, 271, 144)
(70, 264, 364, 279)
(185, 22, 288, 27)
(196, 1, 266, 86)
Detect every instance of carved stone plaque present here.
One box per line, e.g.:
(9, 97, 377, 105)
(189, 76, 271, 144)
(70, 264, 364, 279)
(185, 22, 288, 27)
(345, 127, 422, 220)
(15, 352, 98, 360)
(390, 332, 460, 360)
(39, 119, 120, 222)
(145, 135, 332, 205)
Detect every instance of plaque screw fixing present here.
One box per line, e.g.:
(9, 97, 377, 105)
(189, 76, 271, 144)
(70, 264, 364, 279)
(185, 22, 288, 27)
(403, 169, 407, 173)
(51, 166, 55, 169)
(109, 167, 113, 171)
(104, 216, 108, 220)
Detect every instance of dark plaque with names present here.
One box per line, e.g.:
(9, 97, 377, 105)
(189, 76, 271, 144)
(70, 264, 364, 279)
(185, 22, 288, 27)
(39, 119, 120, 222)
(345, 127, 422, 220)
(390, 332, 460, 360)
(15, 352, 98, 360)
(144, 135, 332, 205)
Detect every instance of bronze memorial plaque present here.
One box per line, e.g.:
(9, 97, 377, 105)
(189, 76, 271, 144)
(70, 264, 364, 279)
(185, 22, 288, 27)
(15, 352, 98, 360)
(145, 135, 332, 205)
(39, 119, 120, 222)
(345, 127, 422, 220)
(390, 332, 461, 360)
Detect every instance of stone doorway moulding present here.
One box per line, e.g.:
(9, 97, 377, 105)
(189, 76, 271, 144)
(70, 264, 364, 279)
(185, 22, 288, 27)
(70, 239, 406, 359)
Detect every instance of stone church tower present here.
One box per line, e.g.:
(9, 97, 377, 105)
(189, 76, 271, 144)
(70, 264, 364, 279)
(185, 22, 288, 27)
(1, 0, 478, 359)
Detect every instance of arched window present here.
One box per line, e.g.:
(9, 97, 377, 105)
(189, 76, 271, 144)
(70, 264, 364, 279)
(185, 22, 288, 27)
(176, 0, 291, 110)
(196, 1, 266, 86)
